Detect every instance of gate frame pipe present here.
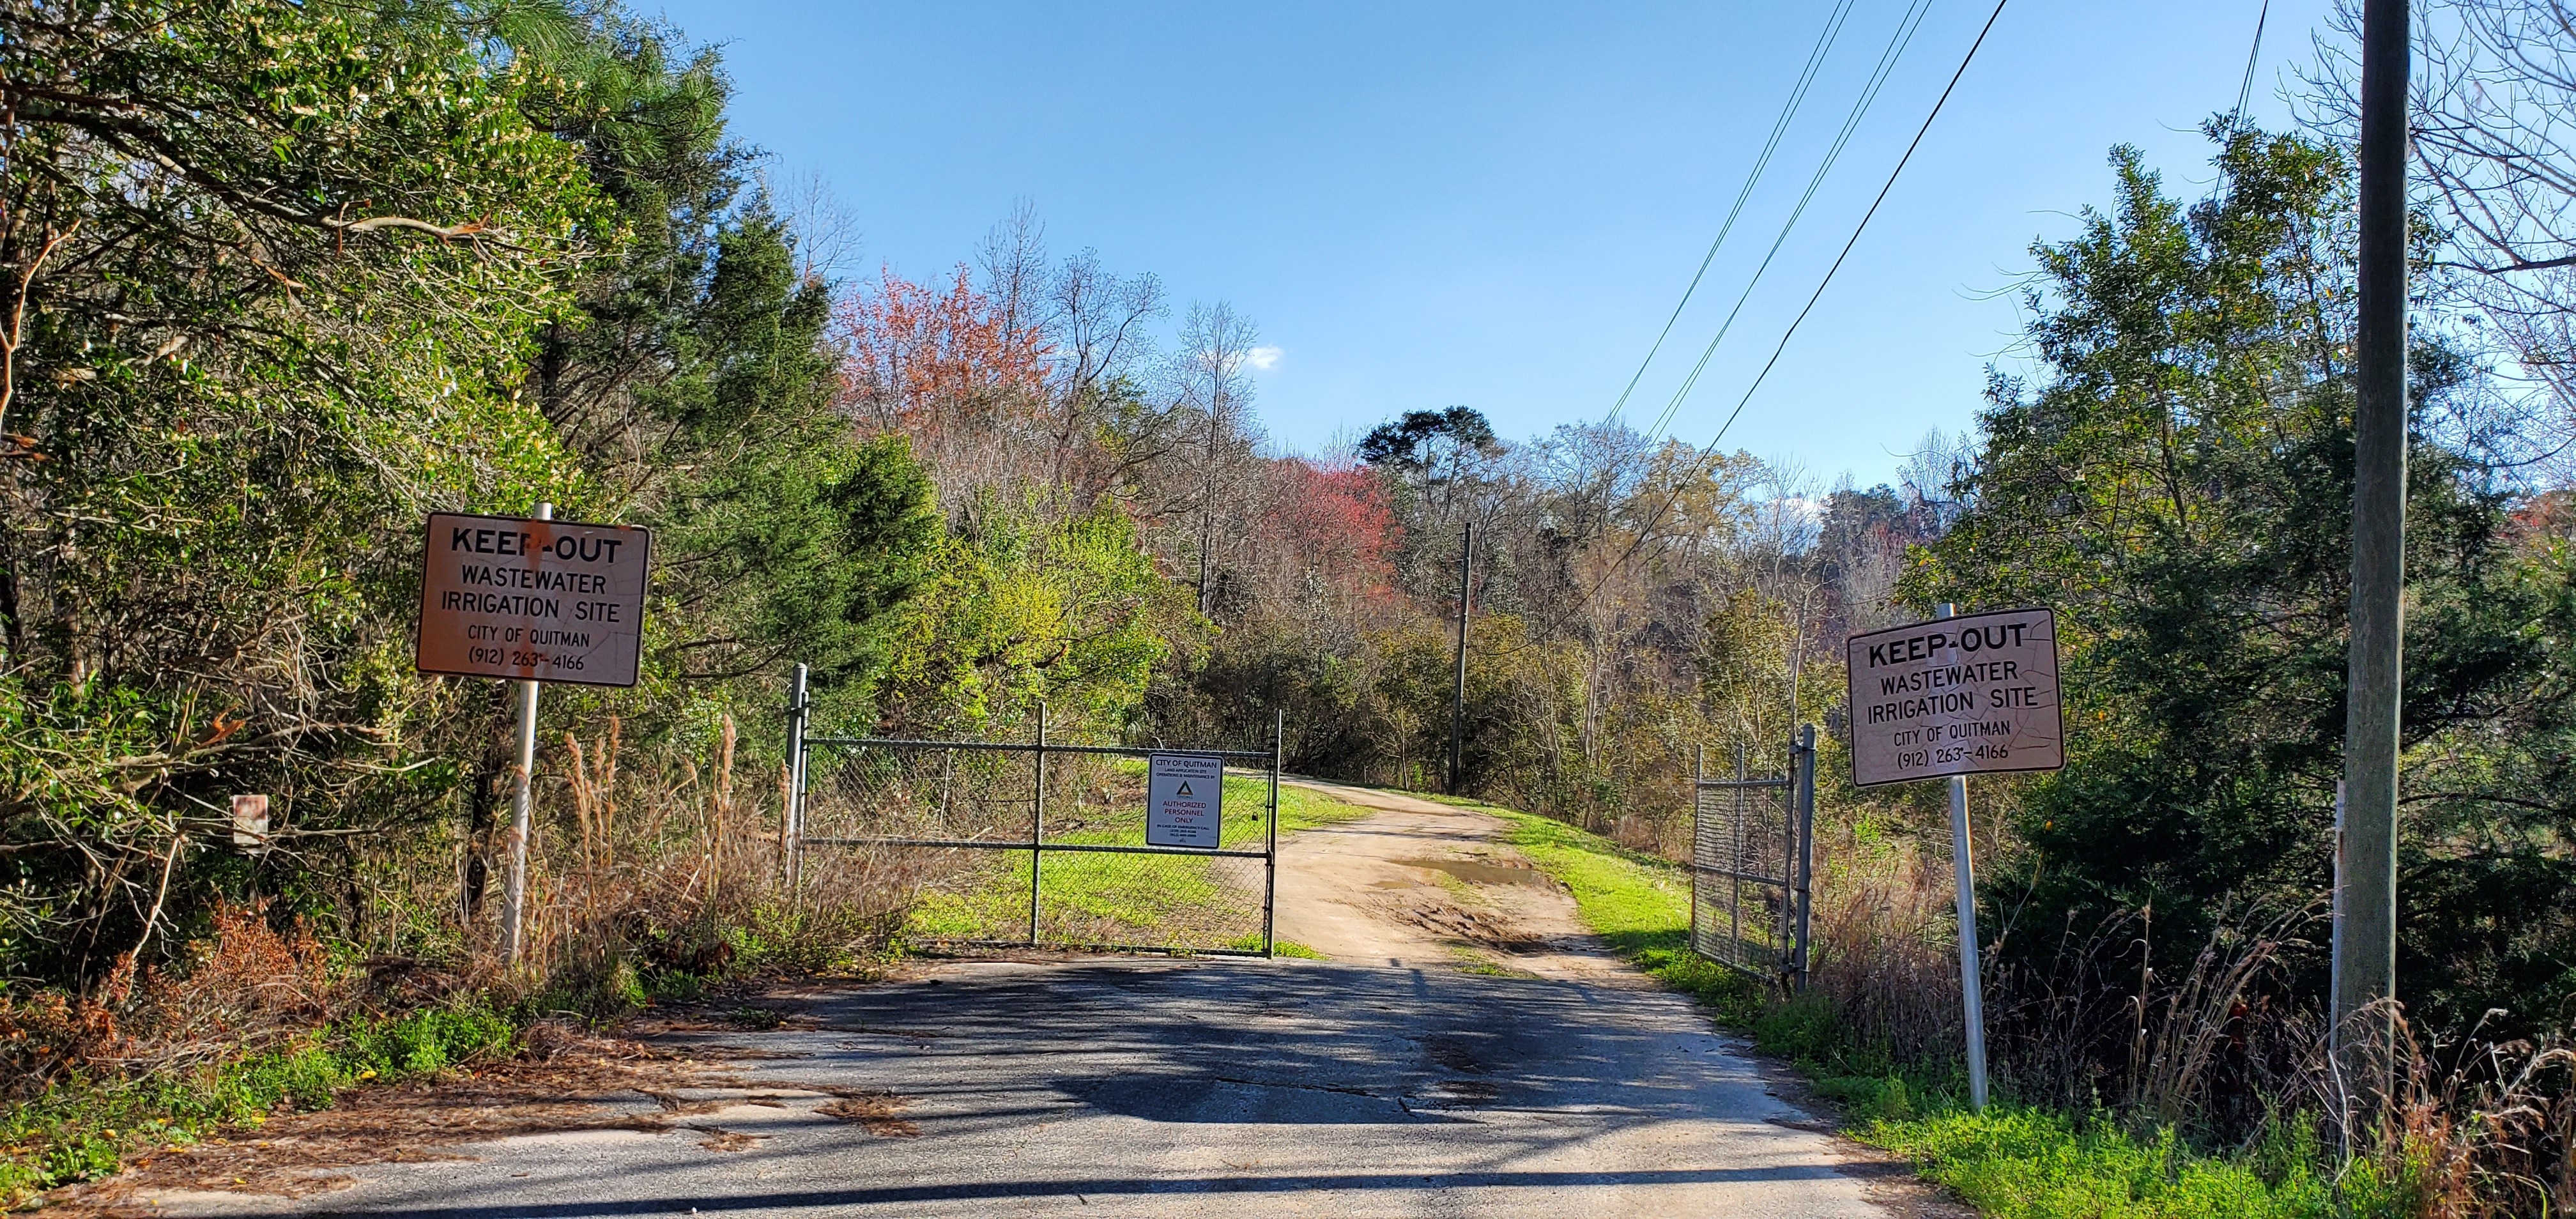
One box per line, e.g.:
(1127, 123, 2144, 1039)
(1730, 746, 1745, 965)
(785, 663, 809, 888)
(1030, 702, 1046, 946)
(1264, 710, 1282, 956)
(1689, 744, 1704, 956)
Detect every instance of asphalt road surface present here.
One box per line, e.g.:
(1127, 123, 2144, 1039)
(122, 784, 1914, 1218)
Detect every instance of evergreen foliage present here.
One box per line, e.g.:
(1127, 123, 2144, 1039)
(1911, 128, 2576, 1036)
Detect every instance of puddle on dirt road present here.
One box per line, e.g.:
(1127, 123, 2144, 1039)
(1395, 857, 1550, 887)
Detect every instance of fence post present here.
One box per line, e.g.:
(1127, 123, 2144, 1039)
(1689, 744, 1703, 960)
(1264, 709, 1282, 957)
(1777, 733, 1795, 983)
(785, 663, 809, 889)
(1029, 701, 1046, 947)
(1793, 723, 1816, 991)
(1730, 747, 1745, 969)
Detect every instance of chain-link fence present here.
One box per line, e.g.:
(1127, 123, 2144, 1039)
(1691, 727, 1818, 986)
(785, 684, 1280, 956)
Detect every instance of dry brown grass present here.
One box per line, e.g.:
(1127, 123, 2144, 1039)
(500, 714, 917, 994)
(816, 1090, 919, 1138)
(0, 899, 381, 1098)
(2320, 1009, 2576, 1218)
(43, 1021, 727, 1215)
(1798, 829, 2576, 1215)
(1807, 841, 1964, 1071)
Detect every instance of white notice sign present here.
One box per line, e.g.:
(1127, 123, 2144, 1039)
(1845, 607, 2065, 788)
(416, 512, 651, 688)
(1146, 753, 1225, 849)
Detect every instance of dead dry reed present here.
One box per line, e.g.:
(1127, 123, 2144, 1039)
(508, 714, 917, 995)
(1806, 839, 1964, 1073)
(1798, 825, 2575, 1216)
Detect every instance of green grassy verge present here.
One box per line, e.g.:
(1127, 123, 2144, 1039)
(1, 1004, 519, 1208)
(904, 774, 1372, 951)
(1447, 794, 2338, 1219)
(1866, 1108, 2330, 1218)
(1452, 799, 1771, 1024)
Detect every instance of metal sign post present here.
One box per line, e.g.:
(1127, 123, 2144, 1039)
(1947, 763, 1987, 1110)
(498, 503, 549, 965)
(414, 502, 652, 965)
(1937, 606, 1990, 1111)
(1846, 602, 2066, 1111)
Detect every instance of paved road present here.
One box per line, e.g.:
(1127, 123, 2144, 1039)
(128, 785, 1908, 1218)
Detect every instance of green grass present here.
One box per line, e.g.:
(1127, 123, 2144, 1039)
(1866, 1108, 2331, 1219)
(1225, 935, 1325, 958)
(1444, 793, 2336, 1219)
(1443, 798, 1772, 1023)
(902, 772, 1372, 953)
(0, 1003, 519, 1208)
(1273, 781, 1377, 834)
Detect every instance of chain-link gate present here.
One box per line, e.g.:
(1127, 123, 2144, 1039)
(782, 669, 1282, 957)
(1692, 725, 1818, 986)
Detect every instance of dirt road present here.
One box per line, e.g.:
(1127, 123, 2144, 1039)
(98, 785, 1920, 1218)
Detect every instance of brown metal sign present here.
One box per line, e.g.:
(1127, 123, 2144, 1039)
(1845, 607, 2064, 787)
(415, 512, 650, 687)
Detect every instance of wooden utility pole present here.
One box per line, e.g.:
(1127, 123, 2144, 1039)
(1447, 523, 1473, 795)
(2336, 0, 2408, 1100)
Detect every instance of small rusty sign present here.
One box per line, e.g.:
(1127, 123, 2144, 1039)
(231, 793, 270, 850)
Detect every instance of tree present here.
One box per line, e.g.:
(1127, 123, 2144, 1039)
(1358, 407, 1501, 513)
(1912, 128, 2576, 1035)
(2312, 0, 2576, 479)
(1174, 302, 1264, 619)
(0, 0, 597, 979)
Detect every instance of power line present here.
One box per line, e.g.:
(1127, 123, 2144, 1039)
(1485, 0, 2009, 663)
(1696, 0, 2011, 454)
(1550, 0, 2010, 631)
(2232, 0, 2272, 126)
(1604, 0, 1859, 429)
(1639, 0, 1936, 447)
(2205, 0, 2273, 210)
(1487, 0, 2011, 661)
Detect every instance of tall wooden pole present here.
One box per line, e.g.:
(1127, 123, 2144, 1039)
(1448, 523, 1473, 795)
(2336, 0, 2408, 1101)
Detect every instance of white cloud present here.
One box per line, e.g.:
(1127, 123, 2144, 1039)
(1243, 345, 1283, 371)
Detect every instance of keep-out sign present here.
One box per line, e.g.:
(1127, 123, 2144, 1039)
(415, 512, 651, 687)
(1845, 607, 2064, 787)
(1146, 753, 1225, 849)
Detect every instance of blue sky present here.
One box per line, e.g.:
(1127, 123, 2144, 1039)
(645, 1, 2335, 487)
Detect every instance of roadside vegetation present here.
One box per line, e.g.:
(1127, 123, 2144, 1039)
(1476, 794, 2345, 1218)
(2, 1, 2572, 1216)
